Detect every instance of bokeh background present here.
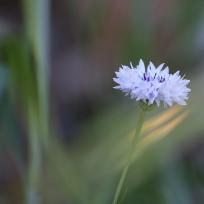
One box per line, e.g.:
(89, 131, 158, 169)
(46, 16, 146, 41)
(0, 0, 204, 203)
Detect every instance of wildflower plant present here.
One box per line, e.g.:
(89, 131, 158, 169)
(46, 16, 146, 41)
(112, 59, 190, 204)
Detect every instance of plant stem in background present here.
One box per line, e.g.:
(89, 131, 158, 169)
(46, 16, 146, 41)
(22, 0, 50, 203)
(26, 107, 42, 204)
(22, 0, 50, 148)
(112, 108, 146, 204)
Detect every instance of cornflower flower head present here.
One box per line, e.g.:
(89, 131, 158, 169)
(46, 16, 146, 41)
(113, 59, 190, 107)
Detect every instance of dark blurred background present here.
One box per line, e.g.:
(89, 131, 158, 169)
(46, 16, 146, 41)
(0, 0, 204, 204)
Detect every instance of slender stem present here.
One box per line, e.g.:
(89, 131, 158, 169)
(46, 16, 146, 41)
(27, 107, 42, 204)
(112, 108, 146, 204)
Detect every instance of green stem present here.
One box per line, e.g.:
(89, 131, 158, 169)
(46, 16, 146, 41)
(27, 107, 42, 204)
(112, 108, 146, 204)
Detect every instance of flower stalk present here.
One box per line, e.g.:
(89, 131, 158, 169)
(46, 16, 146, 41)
(112, 108, 146, 204)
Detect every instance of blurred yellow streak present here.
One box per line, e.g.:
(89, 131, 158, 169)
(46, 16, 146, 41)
(120, 110, 190, 166)
(138, 110, 189, 151)
(143, 105, 183, 133)
(128, 105, 183, 141)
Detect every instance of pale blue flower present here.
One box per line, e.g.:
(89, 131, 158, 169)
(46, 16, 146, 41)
(113, 59, 190, 107)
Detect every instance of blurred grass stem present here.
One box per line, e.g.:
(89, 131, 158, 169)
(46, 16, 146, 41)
(112, 108, 145, 204)
(22, 0, 50, 203)
(22, 0, 50, 148)
(27, 107, 42, 204)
